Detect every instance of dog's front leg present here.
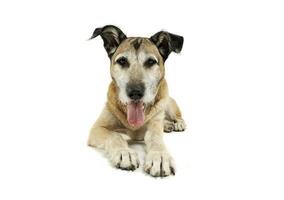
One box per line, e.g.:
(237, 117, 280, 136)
(144, 112, 175, 177)
(88, 108, 139, 171)
(89, 127, 139, 170)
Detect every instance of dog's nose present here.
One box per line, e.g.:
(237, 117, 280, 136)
(126, 83, 145, 101)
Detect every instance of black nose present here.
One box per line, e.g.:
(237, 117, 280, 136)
(126, 83, 145, 101)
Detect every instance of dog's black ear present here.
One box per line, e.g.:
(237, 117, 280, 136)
(150, 31, 183, 61)
(89, 25, 127, 58)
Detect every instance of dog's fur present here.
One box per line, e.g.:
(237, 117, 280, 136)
(88, 25, 186, 177)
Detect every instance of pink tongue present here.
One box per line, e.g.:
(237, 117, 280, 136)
(127, 102, 145, 127)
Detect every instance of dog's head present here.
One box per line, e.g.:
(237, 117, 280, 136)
(90, 25, 183, 127)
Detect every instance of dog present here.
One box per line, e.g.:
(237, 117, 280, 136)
(88, 25, 186, 177)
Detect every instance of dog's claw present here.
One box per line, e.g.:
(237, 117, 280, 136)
(170, 167, 175, 175)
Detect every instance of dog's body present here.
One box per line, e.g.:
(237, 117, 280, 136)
(88, 26, 186, 177)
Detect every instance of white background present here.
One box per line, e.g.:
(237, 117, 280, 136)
(0, 0, 283, 199)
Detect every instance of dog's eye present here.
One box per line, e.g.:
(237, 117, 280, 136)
(116, 57, 129, 68)
(144, 58, 157, 68)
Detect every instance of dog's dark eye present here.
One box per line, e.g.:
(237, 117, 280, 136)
(116, 57, 129, 68)
(144, 58, 157, 68)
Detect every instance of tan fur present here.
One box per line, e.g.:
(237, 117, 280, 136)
(88, 37, 185, 177)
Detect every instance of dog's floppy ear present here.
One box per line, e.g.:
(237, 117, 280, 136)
(89, 25, 127, 58)
(150, 31, 184, 61)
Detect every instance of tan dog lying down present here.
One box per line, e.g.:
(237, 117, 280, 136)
(88, 25, 186, 177)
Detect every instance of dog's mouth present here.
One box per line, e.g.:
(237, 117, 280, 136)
(127, 101, 145, 128)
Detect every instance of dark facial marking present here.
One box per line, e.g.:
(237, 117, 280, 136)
(131, 38, 142, 50)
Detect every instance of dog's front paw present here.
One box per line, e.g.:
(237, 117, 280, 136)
(109, 148, 140, 171)
(173, 119, 186, 132)
(144, 151, 175, 177)
(164, 120, 175, 133)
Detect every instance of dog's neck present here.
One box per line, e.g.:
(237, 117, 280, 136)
(106, 78, 169, 129)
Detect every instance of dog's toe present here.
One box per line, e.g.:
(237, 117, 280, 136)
(164, 120, 175, 133)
